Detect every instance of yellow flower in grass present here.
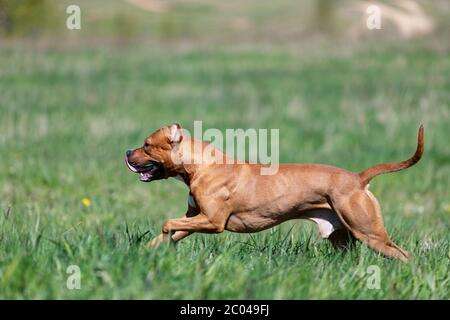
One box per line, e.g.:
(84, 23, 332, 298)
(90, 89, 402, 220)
(82, 198, 91, 207)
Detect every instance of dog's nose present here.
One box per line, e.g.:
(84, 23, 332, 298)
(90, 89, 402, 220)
(126, 149, 132, 157)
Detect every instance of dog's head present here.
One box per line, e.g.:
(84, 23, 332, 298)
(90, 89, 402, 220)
(125, 123, 183, 182)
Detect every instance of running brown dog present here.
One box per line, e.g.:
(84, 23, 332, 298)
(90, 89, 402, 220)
(125, 124, 424, 262)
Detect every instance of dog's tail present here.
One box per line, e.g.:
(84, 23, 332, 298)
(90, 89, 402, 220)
(359, 125, 424, 186)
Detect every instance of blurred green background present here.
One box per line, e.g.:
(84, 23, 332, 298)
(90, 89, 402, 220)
(0, 0, 449, 299)
(1, 0, 449, 46)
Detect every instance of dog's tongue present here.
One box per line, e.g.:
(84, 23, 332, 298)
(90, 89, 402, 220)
(140, 172, 152, 181)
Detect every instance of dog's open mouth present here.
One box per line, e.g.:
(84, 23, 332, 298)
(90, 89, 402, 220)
(125, 158, 163, 182)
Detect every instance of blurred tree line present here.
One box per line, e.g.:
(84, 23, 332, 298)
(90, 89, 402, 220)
(0, 0, 445, 44)
(0, 0, 56, 36)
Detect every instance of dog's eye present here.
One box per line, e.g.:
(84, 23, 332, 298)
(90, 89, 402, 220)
(144, 142, 149, 148)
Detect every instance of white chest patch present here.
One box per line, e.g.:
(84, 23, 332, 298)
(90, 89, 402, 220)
(188, 194, 197, 208)
(302, 210, 343, 239)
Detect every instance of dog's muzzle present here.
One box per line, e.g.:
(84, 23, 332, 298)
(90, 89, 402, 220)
(125, 152, 163, 182)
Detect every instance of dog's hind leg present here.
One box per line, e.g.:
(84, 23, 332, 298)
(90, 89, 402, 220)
(300, 208, 355, 249)
(328, 228, 355, 249)
(328, 189, 410, 262)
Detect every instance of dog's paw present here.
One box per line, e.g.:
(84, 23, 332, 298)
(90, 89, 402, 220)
(147, 234, 166, 248)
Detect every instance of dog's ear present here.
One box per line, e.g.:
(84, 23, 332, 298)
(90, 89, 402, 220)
(168, 123, 183, 144)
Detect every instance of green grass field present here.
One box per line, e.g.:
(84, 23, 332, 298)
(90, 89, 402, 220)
(0, 45, 449, 299)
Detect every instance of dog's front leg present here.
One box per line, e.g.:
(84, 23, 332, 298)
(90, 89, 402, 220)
(147, 205, 200, 248)
(147, 231, 191, 248)
(163, 213, 226, 234)
(148, 213, 223, 248)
